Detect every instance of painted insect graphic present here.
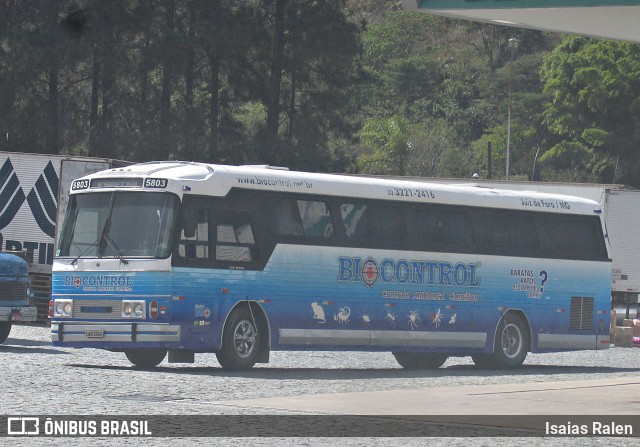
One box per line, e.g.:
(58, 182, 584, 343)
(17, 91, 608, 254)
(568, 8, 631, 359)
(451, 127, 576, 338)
(432, 308, 443, 328)
(407, 310, 420, 330)
(386, 311, 397, 326)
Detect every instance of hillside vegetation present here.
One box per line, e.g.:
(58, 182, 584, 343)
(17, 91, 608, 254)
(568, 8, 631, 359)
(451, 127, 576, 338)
(1, 1, 639, 186)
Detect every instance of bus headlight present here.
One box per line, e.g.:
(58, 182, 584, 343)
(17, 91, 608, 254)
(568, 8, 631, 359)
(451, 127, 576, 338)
(122, 300, 146, 319)
(53, 299, 73, 318)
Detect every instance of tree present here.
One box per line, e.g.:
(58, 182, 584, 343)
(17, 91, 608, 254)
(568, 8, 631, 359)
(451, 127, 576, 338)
(541, 36, 640, 186)
(278, 0, 364, 170)
(357, 115, 411, 175)
(264, 0, 288, 164)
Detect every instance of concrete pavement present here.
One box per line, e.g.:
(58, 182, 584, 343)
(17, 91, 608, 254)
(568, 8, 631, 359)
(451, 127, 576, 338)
(215, 377, 640, 415)
(213, 377, 640, 435)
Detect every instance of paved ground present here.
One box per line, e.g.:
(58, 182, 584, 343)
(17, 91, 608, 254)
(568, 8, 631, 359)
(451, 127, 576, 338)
(217, 376, 640, 416)
(2, 324, 639, 446)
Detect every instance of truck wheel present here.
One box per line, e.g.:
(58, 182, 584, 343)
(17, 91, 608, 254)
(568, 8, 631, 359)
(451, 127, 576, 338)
(125, 349, 167, 368)
(472, 313, 529, 369)
(393, 352, 448, 370)
(0, 322, 11, 344)
(216, 306, 262, 371)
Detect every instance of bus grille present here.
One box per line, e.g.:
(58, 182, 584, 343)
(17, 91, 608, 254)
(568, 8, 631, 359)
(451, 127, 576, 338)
(570, 297, 594, 331)
(73, 300, 122, 319)
(1, 282, 27, 301)
(30, 272, 52, 321)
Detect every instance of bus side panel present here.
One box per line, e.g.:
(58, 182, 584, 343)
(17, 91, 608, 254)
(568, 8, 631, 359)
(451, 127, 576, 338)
(54, 249, 610, 354)
(170, 244, 610, 355)
(524, 259, 612, 352)
(264, 248, 611, 354)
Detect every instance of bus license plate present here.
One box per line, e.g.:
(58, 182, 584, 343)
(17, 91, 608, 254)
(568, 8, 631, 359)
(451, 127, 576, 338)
(85, 330, 104, 338)
(10, 310, 22, 322)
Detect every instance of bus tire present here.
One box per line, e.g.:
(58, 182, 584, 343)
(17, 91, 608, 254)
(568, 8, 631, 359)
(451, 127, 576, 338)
(0, 322, 11, 344)
(392, 352, 448, 370)
(472, 313, 529, 369)
(216, 306, 262, 371)
(125, 349, 167, 368)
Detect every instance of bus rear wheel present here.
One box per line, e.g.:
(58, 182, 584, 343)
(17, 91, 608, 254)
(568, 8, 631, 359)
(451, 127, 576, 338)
(472, 313, 529, 369)
(125, 349, 167, 368)
(216, 306, 262, 371)
(0, 322, 11, 344)
(393, 352, 448, 370)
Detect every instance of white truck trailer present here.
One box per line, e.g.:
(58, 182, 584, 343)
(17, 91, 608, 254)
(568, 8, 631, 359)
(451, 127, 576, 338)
(0, 151, 126, 318)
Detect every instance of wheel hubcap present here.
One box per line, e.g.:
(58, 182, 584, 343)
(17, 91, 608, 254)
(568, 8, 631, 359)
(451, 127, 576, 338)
(501, 323, 522, 358)
(234, 320, 256, 358)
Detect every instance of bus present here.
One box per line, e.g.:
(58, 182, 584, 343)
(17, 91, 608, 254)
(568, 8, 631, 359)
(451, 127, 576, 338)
(50, 162, 612, 371)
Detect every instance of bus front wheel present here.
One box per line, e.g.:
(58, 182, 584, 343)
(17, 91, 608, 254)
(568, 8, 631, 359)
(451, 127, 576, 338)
(125, 349, 167, 368)
(472, 313, 529, 369)
(393, 352, 448, 370)
(0, 322, 11, 344)
(216, 306, 262, 371)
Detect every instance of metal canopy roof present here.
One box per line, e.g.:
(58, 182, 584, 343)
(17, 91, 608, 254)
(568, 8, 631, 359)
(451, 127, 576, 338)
(402, 1, 640, 43)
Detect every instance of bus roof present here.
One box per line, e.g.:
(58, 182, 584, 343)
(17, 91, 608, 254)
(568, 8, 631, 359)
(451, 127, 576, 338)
(76, 161, 602, 216)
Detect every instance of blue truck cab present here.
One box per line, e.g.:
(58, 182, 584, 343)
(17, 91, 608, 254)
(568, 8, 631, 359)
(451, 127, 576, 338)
(0, 252, 36, 344)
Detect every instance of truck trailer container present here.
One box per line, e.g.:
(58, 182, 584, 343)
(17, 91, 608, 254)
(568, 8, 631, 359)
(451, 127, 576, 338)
(0, 151, 126, 318)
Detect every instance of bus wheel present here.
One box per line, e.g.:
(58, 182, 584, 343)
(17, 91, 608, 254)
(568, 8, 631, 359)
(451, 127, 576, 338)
(392, 352, 448, 370)
(472, 313, 529, 369)
(216, 307, 262, 371)
(125, 349, 167, 368)
(0, 322, 11, 344)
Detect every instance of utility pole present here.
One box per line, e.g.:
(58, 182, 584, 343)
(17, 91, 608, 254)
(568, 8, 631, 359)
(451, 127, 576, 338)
(506, 37, 519, 180)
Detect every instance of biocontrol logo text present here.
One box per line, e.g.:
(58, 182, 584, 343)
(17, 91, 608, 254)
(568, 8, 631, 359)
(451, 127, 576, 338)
(338, 256, 481, 289)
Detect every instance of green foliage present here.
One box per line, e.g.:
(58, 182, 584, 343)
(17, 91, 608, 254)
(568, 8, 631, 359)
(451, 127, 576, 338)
(541, 36, 640, 185)
(2, 0, 640, 188)
(357, 115, 411, 175)
(0, 0, 364, 172)
(361, 10, 433, 70)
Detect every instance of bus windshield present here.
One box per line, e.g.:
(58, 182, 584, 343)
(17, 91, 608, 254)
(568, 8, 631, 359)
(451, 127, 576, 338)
(58, 192, 178, 259)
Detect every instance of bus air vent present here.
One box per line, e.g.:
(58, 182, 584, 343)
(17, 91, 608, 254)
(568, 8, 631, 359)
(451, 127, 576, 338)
(570, 297, 594, 331)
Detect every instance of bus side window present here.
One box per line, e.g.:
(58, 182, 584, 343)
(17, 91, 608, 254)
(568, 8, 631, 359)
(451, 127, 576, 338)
(543, 215, 606, 260)
(178, 208, 209, 260)
(341, 203, 370, 240)
(371, 205, 405, 244)
(215, 212, 257, 262)
(297, 200, 334, 238)
(268, 197, 304, 236)
(430, 208, 474, 250)
(474, 210, 509, 253)
(508, 213, 539, 254)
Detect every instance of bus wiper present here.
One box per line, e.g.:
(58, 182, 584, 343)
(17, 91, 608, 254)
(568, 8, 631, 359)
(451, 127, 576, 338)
(70, 237, 101, 265)
(103, 236, 129, 265)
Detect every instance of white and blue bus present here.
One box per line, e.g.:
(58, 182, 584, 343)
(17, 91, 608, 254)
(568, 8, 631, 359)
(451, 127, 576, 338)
(51, 162, 611, 370)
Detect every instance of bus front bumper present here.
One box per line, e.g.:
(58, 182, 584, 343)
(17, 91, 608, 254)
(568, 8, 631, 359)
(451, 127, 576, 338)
(51, 322, 181, 344)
